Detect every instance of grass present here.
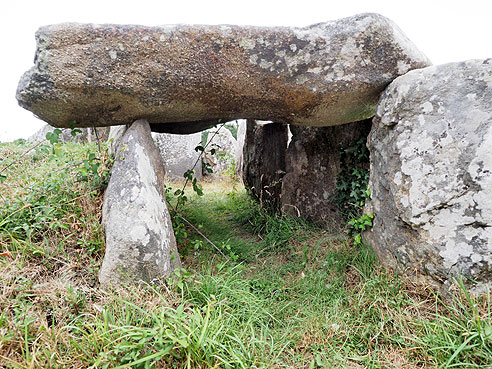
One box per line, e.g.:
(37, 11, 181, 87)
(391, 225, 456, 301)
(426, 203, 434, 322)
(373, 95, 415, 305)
(1, 140, 492, 368)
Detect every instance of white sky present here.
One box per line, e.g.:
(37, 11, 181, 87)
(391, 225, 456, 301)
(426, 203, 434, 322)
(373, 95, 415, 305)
(1, 0, 491, 142)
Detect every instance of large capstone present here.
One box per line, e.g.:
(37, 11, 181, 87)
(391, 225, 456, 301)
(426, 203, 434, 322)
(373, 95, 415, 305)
(99, 119, 181, 286)
(17, 13, 430, 133)
(281, 120, 371, 224)
(364, 59, 492, 293)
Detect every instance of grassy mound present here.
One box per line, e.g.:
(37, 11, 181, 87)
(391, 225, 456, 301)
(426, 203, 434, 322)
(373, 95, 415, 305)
(1, 140, 491, 368)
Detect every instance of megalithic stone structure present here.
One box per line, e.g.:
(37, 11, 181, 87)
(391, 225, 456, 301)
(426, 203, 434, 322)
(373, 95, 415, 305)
(16, 13, 430, 134)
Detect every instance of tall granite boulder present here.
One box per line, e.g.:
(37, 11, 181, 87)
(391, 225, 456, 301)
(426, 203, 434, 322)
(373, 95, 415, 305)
(16, 14, 430, 133)
(152, 132, 203, 180)
(364, 59, 492, 293)
(281, 120, 371, 224)
(99, 119, 181, 286)
(243, 120, 288, 208)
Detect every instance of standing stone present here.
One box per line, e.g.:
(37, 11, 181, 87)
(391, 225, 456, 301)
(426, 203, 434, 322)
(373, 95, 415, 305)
(16, 14, 430, 133)
(243, 120, 288, 208)
(152, 132, 202, 180)
(99, 119, 181, 286)
(364, 59, 492, 293)
(281, 120, 371, 224)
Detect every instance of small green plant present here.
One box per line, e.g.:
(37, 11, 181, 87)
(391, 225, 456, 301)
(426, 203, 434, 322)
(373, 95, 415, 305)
(348, 212, 374, 245)
(169, 120, 225, 215)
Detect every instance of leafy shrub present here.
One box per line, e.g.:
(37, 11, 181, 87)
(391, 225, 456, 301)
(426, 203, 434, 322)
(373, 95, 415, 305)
(333, 137, 370, 219)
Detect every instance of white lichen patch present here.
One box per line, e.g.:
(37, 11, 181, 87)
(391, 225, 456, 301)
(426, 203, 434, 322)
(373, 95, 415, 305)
(238, 38, 255, 50)
(397, 60, 411, 75)
(108, 50, 117, 60)
(421, 101, 433, 113)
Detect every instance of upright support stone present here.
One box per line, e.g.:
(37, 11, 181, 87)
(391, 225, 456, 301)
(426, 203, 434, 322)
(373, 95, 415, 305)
(281, 120, 371, 224)
(243, 120, 288, 208)
(364, 60, 492, 293)
(99, 119, 181, 286)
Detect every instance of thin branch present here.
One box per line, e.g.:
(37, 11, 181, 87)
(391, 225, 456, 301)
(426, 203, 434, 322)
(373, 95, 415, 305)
(92, 125, 102, 153)
(173, 120, 226, 214)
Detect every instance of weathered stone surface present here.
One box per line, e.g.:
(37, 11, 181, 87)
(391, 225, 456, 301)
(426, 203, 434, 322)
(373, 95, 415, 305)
(17, 14, 430, 133)
(203, 125, 238, 178)
(364, 59, 492, 293)
(99, 119, 181, 286)
(281, 120, 371, 224)
(152, 131, 202, 180)
(107, 125, 128, 156)
(235, 120, 247, 177)
(243, 120, 288, 208)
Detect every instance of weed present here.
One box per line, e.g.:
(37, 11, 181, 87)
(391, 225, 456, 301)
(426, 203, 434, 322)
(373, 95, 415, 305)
(348, 212, 374, 245)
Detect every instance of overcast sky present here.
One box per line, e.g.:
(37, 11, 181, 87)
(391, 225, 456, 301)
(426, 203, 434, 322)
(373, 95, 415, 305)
(1, 0, 491, 142)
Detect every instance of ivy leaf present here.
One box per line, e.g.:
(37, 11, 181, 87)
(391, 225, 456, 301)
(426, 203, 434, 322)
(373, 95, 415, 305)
(71, 128, 83, 137)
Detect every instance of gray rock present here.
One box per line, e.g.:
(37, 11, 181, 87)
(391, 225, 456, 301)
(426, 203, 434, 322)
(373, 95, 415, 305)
(243, 120, 288, 208)
(281, 120, 371, 224)
(99, 119, 181, 286)
(28, 124, 110, 145)
(28, 124, 89, 143)
(364, 59, 492, 293)
(17, 14, 430, 133)
(107, 125, 128, 156)
(235, 120, 247, 177)
(152, 132, 202, 180)
(203, 125, 238, 178)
